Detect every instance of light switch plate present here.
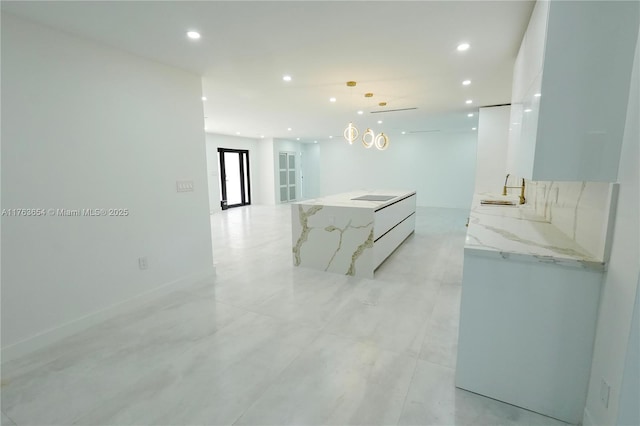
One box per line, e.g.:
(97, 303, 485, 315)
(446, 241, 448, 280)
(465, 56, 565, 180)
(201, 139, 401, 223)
(176, 180, 194, 192)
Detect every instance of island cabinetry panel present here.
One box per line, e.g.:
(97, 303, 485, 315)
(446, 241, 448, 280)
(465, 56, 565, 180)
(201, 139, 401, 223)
(291, 190, 416, 278)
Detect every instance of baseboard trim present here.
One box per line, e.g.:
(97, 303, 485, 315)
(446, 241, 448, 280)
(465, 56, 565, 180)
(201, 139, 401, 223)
(1, 266, 216, 363)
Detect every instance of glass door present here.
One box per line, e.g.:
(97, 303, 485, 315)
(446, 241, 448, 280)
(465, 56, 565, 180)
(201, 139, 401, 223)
(279, 152, 297, 203)
(218, 148, 251, 209)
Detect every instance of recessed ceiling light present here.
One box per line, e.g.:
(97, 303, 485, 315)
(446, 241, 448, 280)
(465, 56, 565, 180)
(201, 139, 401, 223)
(260, 135, 265, 139)
(329, 135, 333, 139)
(377, 120, 383, 124)
(204, 126, 207, 131)
(236, 131, 240, 135)
(524, 108, 532, 112)
(329, 97, 337, 103)
(465, 100, 473, 104)
(283, 75, 292, 82)
(468, 113, 474, 117)
(296, 137, 300, 140)
(472, 127, 477, 130)
(457, 42, 470, 51)
(401, 131, 406, 135)
(357, 110, 364, 115)
(201, 96, 207, 101)
(534, 93, 542, 97)
(287, 127, 292, 131)
(462, 80, 471, 86)
(187, 31, 201, 40)
(314, 140, 318, 143)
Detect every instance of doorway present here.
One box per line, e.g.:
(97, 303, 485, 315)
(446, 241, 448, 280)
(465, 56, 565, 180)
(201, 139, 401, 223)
(218, 148, 251, 209)
(278, 151, 297, 203)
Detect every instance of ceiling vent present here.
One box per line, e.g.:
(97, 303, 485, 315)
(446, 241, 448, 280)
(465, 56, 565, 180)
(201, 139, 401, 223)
(370, 107, 418, 114)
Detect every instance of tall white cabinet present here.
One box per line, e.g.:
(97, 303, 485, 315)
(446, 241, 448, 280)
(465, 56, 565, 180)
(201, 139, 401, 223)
(506, 0, 639, 182)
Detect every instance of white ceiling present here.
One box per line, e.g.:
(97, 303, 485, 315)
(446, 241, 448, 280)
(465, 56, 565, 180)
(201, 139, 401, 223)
(2, 1, 535, 142)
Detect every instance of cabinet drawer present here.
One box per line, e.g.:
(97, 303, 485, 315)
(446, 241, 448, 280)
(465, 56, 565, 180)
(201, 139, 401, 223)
(374, 193, 416, 240)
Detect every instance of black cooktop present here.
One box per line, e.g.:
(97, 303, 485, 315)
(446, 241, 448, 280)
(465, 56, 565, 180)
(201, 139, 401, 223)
(351, 195, 396, 202)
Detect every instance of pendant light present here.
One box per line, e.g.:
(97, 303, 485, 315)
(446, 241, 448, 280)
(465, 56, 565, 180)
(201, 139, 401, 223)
(343, 81, 359, 144)
(362, 128, 375, 148)
(342, 81, 390, 150)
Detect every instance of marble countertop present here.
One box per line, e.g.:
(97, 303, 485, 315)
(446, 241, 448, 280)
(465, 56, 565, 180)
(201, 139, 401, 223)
(296, 190, 416, 210)
(465, 193, 604, 271)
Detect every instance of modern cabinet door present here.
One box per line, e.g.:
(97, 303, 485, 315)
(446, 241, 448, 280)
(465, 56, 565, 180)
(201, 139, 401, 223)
(507, 0, 639, 182)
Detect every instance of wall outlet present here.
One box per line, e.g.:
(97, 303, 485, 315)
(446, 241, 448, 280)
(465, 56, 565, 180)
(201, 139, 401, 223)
(138, 256, 148, 270)
(600, 378, 610, 408)
(176, 180, 194, 192)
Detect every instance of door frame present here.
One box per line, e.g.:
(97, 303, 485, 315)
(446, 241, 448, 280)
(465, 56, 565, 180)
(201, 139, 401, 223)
(218, 148, 251, 209)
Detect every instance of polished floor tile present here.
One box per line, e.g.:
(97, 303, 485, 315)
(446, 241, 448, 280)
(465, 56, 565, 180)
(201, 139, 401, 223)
(1, 205, 570, 426)
(1, 411, 16, 426)
(235, 333, 417, 426)
(398, 360, 568, 426)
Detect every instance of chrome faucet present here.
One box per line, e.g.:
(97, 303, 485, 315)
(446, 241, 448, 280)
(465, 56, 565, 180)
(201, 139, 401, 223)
(502, 174, 526, 205)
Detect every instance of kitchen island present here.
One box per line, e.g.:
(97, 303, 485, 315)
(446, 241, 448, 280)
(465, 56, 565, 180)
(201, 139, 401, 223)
(291, 190, 416, 278)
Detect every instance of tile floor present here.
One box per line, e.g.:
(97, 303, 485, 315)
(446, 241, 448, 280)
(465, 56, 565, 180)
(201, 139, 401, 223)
(1, 205, 569, 426)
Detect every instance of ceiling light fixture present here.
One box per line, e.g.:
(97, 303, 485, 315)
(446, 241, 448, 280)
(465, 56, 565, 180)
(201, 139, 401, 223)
(472, 127, 477, 130)
(362, 129, 375, 148)
(329, 136, 333, 139)
(401, 131, 406, 135)
(462, 80, 471, 86)
(329, 97, 337, 102)
(342, 81, 390, 150)
(187, 31, 201, 40)
(457, 42, 470, 51)
(287, 127, 292, 131)
(201, 96, 207, 101)
(296, 138, 300, 141)
(466, 100, 473, 104)
(468, 113, 474, 117)
(283, 75, 292, 82)
(236, 132, 240, 135)
(524, 108, 532, 112)
(534, 93, 541, 97)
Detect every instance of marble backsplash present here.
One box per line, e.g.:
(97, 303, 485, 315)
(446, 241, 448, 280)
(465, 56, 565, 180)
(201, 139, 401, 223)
(504, 177, 618, 261)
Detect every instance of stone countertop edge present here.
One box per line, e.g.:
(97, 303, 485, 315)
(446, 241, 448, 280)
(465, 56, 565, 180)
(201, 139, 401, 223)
(464, 244, 606, 272)
(294, 190, 416, 210)
(464, 193, 606, 272)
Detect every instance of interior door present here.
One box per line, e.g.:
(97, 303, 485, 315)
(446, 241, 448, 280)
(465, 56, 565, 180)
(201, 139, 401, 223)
(218, 148, 251, 209)
(279, 152, 297, 203)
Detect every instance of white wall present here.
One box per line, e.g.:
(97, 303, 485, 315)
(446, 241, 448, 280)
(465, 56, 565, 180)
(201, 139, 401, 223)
(617, 275, 639, 426)
(301, 143, 321, 200)
(584, 28, 640, 426)
(257, 138, 276, 205)
(1, 14, 214, 357)
(475, 106, 511, 194)
(319, 132, 477, 209)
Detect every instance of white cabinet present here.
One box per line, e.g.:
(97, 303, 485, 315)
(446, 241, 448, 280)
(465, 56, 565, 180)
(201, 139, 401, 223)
(456, 253, 602, 424)
(507, 0, 639, 182)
